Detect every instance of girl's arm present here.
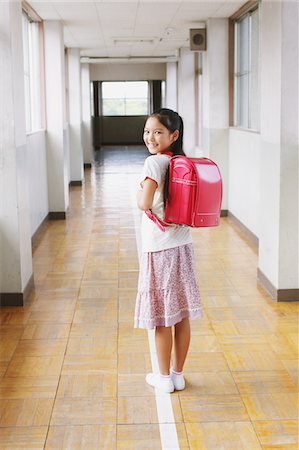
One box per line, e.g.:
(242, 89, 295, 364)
(137, 178, 157, 211)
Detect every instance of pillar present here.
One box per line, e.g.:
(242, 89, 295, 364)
(178, 48, 197, 153)
(202, 19, 229, 211)
(44, 20, 69, 217)
(166, 62, 178, 112)
(0, 1, 33, 306)
(258, 1, 299, 301)
(81, 63, 93, 166)
(68, 48, 84, 183)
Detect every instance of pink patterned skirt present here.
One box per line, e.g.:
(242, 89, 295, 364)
(134, 243, 202, 329)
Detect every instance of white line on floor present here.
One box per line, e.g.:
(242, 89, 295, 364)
(130, 177, 180, 450)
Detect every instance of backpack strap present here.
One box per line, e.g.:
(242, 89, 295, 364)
(145, 210, 170, 232)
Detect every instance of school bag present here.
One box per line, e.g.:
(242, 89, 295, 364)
(146, 156, 222, 232)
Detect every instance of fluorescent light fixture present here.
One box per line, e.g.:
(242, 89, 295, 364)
(80, 55, 178, 64)
(113, 38, 156, 45)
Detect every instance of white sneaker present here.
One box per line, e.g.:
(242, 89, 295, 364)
(146, 373, 174, 393)
(170, 368, 185, 391)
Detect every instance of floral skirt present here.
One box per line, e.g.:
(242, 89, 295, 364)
(134, 243, 202, 329)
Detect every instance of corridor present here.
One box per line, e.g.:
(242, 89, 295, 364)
(0, 147, 298, 449)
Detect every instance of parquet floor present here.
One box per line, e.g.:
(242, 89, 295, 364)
(0, 146, 298, 449)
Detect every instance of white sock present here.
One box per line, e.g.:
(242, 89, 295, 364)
(171, 368, 183, 376)
(145, 372, 174, 393)
(170, 368, 185, 390)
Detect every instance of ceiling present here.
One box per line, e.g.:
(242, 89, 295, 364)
(29, 1, 246, 62)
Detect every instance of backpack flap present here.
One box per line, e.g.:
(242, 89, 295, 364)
(193, 158, 222, 227)
(164, 156, 197, 226)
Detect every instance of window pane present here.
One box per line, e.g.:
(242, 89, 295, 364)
(239, 15, 249, 74)
(90, 82, 94, 116)
(101, 81, 148, 116)
(102, 99, 125, 115)
(22, 12, 42, 132)
(249, 8, 259, 130)
(102, 82, 125, 99)
(24, 75, 31, 132)
(239, 74, 249, 127)
(234, 7, 259, 130)
(124, 81, 148, 98)
(125, 99, 148, 115)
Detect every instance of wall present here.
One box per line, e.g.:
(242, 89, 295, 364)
(93, 116, 147, 146)
(202, 19, 229, 210)
(81, 63, 92, 164)
(63, 124, 71, 188)
(27, 130, 49, 236)
(228, 129, 260, 237)
(166, 62, 177, 111)
(90, 63, 166, 81)
(177, 48, 196, 154)
(0, 0, 33, 299)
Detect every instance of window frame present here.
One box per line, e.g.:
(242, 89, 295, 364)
(22, 7, 44, 133)
(100, 81, 149, 117)
(229, 1, 260, 131)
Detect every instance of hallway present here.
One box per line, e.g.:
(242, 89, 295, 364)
(0, 147, 298, 449)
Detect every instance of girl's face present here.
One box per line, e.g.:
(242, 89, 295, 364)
(143, 117, 179, 155)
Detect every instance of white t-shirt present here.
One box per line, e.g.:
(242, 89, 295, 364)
(139, 154, 193, 253)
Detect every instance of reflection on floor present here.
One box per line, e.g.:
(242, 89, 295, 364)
(0, 146, 298, 449)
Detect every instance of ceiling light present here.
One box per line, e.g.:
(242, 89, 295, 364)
(112, 37, 157, 45)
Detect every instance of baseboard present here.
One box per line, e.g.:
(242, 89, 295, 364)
(84, 163, 92, 169)
(257, 268, 299, 302)
(221, 209, 228, 217)
(227, 211, 259, 247)
(0, 274, 34, 307)
(48, 211, 66, 220)
(70, 180, 83, 186)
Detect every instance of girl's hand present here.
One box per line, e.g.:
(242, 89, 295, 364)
(137, 178, 157, 211)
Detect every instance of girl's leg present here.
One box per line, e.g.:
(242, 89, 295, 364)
(155, 326, 172, 375)
(173, 317, 190, 372)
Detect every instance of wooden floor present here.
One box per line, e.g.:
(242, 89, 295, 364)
(0, 146, 298, 449)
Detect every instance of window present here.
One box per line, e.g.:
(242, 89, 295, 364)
(161, 81, 166, 108)
(101, 81, 148, 116)
(234, 6, 260, 130)
(22, 12, 42, 132)
(90, 82, 94, 117)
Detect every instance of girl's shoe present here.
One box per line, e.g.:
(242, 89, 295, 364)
(170, 368, 185, 391)
(145, 373, 174, 393)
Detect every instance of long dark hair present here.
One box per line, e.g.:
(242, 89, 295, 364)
(148, 108, 186, 205)
(148, 108, 186, 157)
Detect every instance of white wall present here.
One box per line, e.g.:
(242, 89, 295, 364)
(44, 20, 69, 213)
(261, 0, 299, 291)
(202, 19, 229, 210)
(177, 48, 196, 154)
(90, 63, 166, 81)
(27, 131, 49, 235)
(228, 129, 260, 237)
(166, 62, 177, 111)
(227, 1, 299, 295)
(0, 0, 32, 295)
(68, 48, 84, 182)
(81, 63, 92, 164)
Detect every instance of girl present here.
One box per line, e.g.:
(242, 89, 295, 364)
(134, 108, 202, 393)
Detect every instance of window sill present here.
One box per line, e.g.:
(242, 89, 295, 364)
(26, 128, 46, 137)
(229, 126, 260, 135)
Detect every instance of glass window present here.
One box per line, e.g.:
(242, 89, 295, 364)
(101, 81, 148, 116)
(234, 7, 260, 130)
(22, 12, 42, 132)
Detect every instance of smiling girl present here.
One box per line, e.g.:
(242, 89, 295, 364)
(134, 108, 202, 393)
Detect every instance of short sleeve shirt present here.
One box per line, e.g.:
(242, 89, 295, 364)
(139, 154, 192, 253)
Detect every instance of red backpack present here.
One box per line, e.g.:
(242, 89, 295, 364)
(146, 156, 222, 231)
